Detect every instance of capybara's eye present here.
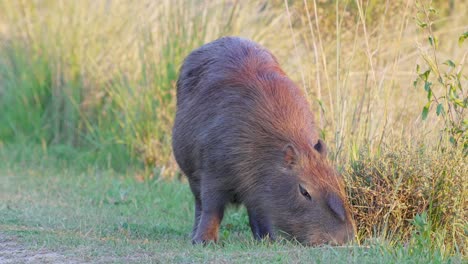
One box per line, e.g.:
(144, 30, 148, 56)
(299, 184, 312, 200)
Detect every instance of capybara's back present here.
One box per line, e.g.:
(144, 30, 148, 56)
(172, 36, 355, 245)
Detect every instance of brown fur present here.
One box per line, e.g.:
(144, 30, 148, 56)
(172, 36, 355, 245)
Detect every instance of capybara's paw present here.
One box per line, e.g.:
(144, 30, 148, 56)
(191, 235, 217, 245)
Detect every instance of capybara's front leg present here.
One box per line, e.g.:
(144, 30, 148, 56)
(192, 208, 225, 244)
(192, 188, 227, 244)
(247, 207, 275, 241)
(191, 197, 202, 239)
(188, 177, 202, 239)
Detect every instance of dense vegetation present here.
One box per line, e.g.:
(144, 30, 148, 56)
(0, 0, 466, 261)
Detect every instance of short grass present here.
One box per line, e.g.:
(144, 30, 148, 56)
(0, 144, 464, 263)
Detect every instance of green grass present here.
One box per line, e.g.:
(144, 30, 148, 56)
(0, 144, 464, 263)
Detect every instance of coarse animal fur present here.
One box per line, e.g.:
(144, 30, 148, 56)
(172, 36, 355, 245)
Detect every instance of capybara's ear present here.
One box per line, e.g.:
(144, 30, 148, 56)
(283, 144, 297, 169)
(314, 139, 327, 157)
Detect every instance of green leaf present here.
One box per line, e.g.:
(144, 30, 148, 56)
(419, 70, 431, 81)
(422, 104, 430, 120)
(436, 103, 443, 116)
(416, 64, 420, 73)
(462, 119, 468, 127)
(424, 81, 432, 92)
(428, 36, 438, 49)
(416, 18, 427, 28)
(427, 88, 432, 100)
(317, 99, 325, 113)
(448, 88, 458, 100)
(459, 32, 468, 46)
(449, 136, 456, 145)
(453, 98, 465, 107)
(443, 60, 456, 68)
(413, 79, 419, 89)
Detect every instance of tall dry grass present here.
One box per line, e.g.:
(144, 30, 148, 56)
(280, 0, 467, 254)
(0, 0, 466, 255)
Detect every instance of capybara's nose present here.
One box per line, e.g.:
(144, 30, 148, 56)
(337, 222, 356, 245)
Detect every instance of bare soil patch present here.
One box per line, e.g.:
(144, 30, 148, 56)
(0, 233, 79, 264)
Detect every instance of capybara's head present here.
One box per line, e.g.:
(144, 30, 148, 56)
(271, 139, 355, 246)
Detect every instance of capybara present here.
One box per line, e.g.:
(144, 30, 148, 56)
(172, 36, 355, 246)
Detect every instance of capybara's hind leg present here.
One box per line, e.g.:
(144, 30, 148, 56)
(192, 184, 227, 244)
(247, 207, 275, 241)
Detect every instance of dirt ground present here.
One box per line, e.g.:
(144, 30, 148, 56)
(0, 233, 77, 264)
